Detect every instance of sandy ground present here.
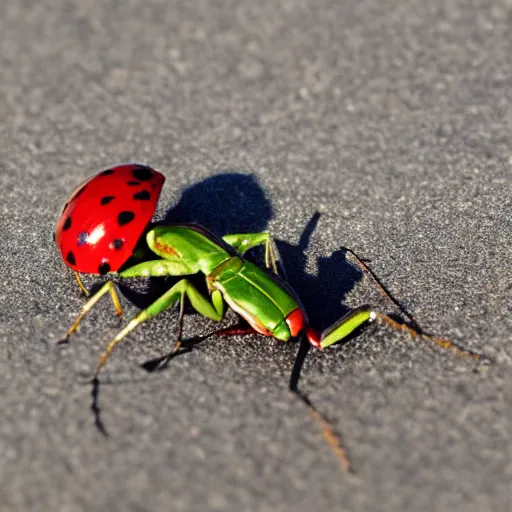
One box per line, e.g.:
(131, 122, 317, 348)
(1, 1, 511, 511)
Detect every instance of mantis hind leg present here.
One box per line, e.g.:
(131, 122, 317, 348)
(74, 271, 90, 297)
(331, 248, 483, 359)
(94, 279, 224, 377)
(315, 306, 481, 359)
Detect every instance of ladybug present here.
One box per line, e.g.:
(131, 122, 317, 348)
(55, 164, 165, 285)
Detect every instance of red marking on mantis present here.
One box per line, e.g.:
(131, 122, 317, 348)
(285, 308, 306, 337)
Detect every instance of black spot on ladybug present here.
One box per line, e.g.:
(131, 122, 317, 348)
(66, 251, 76, 266)
(110, 238, 124, 250)
(98, 261, 111, 275)
(77, 231, 88, 246)
(100, 195, 115, 205)
(118, 211, 135, 226)
(132, 167, 153, 181)
(127, 181, 141, 186)
(63, 217, 72, 231)
(133, 190, 150, 201)
(100, 169, 114, 176)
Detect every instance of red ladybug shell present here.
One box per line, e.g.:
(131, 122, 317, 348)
(55, 164, 165, 275)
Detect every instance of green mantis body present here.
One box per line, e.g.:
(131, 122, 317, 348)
(64, 224, 382, 370)
(61, 223, 481, 471)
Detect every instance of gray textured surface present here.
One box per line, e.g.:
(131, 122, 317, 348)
(1, 1, 511, 511)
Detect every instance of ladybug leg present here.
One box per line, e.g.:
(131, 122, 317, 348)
(72, 271, 122, 315)
(58, 281, 122, 344)
(108, 284, 123, 317)
(94, 279, 224, 377)
(74, 272, 90, 297)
